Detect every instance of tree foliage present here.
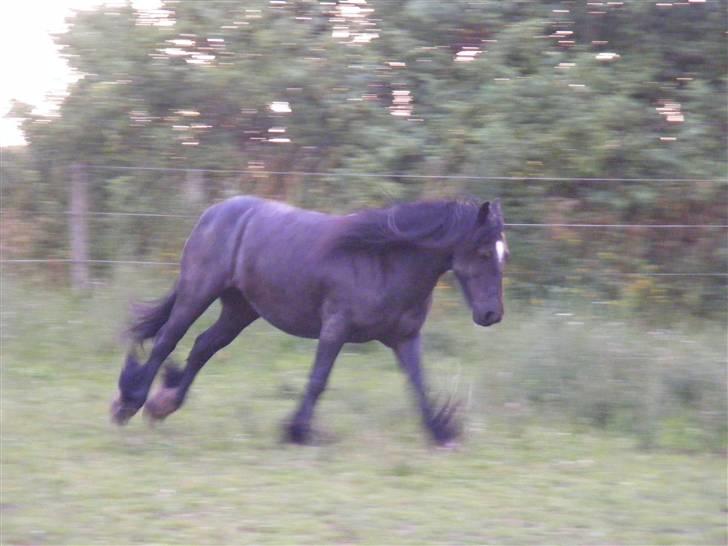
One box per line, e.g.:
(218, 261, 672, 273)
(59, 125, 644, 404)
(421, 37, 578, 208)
(5, 0, 727, 316)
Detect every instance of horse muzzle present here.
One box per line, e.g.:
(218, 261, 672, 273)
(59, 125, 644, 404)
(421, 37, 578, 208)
(473, 310, 502, 327)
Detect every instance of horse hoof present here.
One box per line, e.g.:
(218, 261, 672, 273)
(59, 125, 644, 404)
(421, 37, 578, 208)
(283, 422, 336, 446)
(143, 387, 180, 422)
(284, 421, 313, 445)
(435, 439, 461, 451)
(428, 397, 462, 446)
(110, 393, 140, 425)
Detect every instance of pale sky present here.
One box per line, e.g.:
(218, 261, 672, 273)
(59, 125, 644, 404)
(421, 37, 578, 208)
(0, 0, 160, 147)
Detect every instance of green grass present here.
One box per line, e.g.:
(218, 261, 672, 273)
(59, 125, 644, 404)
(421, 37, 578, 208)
(1, 272, 726, 545)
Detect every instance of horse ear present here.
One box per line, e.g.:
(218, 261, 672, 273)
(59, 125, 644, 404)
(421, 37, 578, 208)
(477, 201, 490, 225)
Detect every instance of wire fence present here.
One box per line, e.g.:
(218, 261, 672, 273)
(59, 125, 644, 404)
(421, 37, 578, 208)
(2, 209, 728, 228)
(1, 258, 726, 277)
(84, 164, 728, 184)
(2, 165, 726, 278)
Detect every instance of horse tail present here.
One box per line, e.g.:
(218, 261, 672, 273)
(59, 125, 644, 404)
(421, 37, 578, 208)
(126, 286, 177, 344)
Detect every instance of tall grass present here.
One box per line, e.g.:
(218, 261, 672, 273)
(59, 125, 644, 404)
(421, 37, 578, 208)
(426, 295, 727, 453)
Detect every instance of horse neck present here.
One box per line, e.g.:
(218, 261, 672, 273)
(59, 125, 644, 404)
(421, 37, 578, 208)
(391, 246, 453, 297)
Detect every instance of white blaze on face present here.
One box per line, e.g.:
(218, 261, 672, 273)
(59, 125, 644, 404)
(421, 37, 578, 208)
(495, 239, 506, 264)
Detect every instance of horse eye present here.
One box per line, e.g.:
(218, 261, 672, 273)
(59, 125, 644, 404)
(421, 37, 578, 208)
(478, 247, 492, 259)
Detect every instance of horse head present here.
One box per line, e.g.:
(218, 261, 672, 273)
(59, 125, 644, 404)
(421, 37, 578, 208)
(452, 200, 508, 327)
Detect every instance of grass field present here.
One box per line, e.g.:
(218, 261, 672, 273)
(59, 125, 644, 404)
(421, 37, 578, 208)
(1, 273, 726, 545)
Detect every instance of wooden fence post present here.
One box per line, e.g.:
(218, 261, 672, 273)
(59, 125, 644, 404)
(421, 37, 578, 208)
(69, 162, 90, 292)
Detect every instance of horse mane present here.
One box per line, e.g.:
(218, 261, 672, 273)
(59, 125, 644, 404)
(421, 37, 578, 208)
(331, 199, 480, 252)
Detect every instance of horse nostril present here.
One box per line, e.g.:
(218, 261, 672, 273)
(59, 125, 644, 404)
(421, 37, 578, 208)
(473, 309, 502, 326)
(476, 311, 501, 326)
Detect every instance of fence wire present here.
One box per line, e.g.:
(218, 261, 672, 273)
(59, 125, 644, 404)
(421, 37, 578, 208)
(84, 164, 728, 183)
(2, 210, 727, 229)
(1, 259, 726, 277)
(2, 166, 726, 277)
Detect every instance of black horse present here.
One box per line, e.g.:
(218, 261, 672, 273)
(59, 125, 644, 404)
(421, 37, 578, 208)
(111, 196, 508, 445)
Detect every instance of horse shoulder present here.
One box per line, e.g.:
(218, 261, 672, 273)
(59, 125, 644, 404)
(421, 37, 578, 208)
(316, 249, 434, 342)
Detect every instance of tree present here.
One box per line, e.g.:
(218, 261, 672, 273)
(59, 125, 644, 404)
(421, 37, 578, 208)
(7, 0, 727, 316)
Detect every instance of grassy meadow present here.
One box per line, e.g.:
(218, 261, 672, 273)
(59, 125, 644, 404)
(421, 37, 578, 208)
(1, 270, 726, 545)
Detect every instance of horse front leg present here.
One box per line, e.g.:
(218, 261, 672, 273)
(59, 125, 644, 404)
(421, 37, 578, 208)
(285, 321, 346, 444)
(393, 334, 460, 446)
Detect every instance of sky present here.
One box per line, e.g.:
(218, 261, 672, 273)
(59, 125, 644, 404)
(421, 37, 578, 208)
(0, 0, 160, 147)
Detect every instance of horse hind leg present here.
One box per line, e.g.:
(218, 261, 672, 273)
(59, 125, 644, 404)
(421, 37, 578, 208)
(111, 287, 217, 425)
(144, 289, 259, 422)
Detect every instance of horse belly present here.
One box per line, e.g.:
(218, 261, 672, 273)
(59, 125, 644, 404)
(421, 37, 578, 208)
(259, 309, 322, 339)
(237, 269, 323, 339)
